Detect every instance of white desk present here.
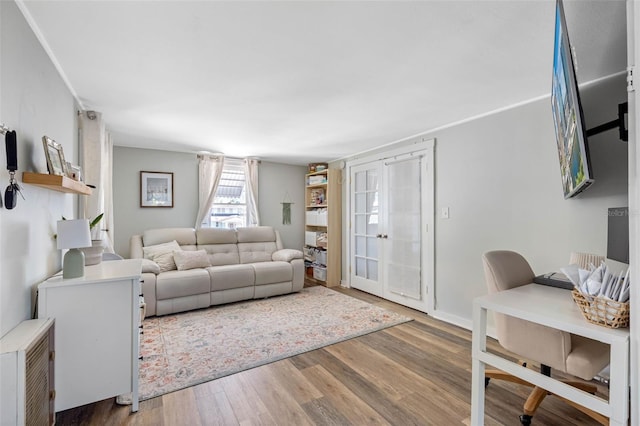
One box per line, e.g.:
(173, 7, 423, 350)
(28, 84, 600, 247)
(471, 284, 629, 425)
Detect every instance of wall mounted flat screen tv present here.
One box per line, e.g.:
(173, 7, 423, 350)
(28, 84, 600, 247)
(550, 0, 594, 199)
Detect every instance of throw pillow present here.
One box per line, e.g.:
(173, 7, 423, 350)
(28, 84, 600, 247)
(142, 240, 181, 272)
(153, 252, 177, 273)
(173, 249, 212, 271)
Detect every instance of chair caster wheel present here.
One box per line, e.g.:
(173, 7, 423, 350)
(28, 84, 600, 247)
(485, 377, 490, 388)
(519, 414, 532, 425)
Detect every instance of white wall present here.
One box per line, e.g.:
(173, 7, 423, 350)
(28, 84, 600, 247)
(340, 74, 628, 327)
(0, 1, 78, 336)
(112, 146, 307, 257)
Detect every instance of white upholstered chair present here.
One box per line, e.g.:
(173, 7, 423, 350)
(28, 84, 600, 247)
(482, 250, 610, 425)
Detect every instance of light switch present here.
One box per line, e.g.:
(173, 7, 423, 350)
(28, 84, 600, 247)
(441, 207, 450, 219)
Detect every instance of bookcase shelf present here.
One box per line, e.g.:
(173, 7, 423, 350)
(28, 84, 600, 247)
(304, 169, 341, 287)
(22, 172, 92, 195)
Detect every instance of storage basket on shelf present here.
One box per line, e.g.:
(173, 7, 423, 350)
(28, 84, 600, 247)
(571, 288, 630, 329)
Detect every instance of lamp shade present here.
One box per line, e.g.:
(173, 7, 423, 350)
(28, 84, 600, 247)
(57, 219, 92, 250)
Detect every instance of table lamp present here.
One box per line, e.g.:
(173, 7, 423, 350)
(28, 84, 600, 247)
(57, 219, 92, 279)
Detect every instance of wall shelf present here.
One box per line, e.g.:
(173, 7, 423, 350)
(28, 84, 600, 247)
(22, 172, 92, 195)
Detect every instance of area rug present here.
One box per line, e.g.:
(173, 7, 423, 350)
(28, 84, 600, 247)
(126, 286, 412, 402)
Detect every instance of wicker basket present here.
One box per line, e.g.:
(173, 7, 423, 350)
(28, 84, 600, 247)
(571, 289, 630, 329)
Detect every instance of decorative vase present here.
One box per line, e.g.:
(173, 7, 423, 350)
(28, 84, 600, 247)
(80, 240, 104, 266)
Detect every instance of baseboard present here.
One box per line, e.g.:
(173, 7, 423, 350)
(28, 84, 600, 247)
(431, 310, 472, 331)
(431, 310, 498, 340)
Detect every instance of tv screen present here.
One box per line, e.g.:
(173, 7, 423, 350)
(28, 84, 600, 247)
(550, 0, 594, 199)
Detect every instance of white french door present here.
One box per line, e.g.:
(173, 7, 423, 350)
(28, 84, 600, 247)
(348, 140, 434, 314)
(350, 162, 383, 296)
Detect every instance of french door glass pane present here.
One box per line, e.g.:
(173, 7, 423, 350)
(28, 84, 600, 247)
(366, 236, 378, 259)
(356, 257, 366, 278)
(367, 259, 378, 281)
(355, 193, 366, 212)
(366, 214, 378, 235)
(356, 236, 366, 255)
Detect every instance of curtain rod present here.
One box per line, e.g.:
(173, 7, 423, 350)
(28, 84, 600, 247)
(197, 154, 261, 163)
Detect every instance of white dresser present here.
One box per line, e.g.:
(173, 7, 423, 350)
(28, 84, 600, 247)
(38, 259, 142, 413)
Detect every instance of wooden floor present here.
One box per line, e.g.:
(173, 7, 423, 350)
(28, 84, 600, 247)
(56, 286, 607, 426)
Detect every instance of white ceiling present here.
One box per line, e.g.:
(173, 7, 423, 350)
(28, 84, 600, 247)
(18, 0, 627, 165)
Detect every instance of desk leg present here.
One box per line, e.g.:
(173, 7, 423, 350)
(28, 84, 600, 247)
(471, 303, 487, 426)
(608, 338, 629, 425)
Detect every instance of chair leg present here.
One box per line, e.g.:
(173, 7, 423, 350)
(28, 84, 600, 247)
(561, 380, 597, 394)
(516, 385, 550, 425)
(485, 369, 534, 387)
(523, 386, 549, 416)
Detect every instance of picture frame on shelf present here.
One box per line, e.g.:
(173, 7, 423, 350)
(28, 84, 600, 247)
(42, 136, 68, 176)
(66, 162, 83, 181)
(140, 171, 173, 207)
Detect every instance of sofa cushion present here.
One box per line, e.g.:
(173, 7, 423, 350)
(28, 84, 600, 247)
(198, 244, 240, 266)
(238, 242, 278, 264)
(156, 269, 211, 300)
(143, 228, 196, 247)
(173, 249, 212, 271)
(207, 264, 255, 291)
(251, 261, 293, 285)
(143, 240, 181, 272)
(236, 226, 277, 243)
(196, 228, 238, 244)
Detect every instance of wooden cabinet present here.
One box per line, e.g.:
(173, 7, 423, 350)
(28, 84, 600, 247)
(37, 259, 142, 413)
(304, 168, 341, 287)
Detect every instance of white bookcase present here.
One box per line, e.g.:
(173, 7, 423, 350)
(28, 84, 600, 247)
(37, 259, 142, 413)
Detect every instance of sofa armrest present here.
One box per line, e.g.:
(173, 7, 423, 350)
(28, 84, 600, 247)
(130, 234, 144, 259)
(140, 272, 157, 318)
(272, 249, 303, 262)
(141, 258, 161, 275)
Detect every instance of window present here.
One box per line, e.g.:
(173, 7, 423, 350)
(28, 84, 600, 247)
(202, 159, 247, 229)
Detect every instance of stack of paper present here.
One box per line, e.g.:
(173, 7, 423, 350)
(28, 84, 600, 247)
(560, 262, 630, 303)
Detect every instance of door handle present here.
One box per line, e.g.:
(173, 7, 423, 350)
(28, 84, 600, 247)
(382, 234, 388, 239)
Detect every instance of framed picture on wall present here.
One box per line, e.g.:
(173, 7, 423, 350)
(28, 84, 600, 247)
(140, 171, 173, 207)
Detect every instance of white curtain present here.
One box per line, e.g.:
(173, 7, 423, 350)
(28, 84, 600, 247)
(195, 155, 225, 228)
(79, 111, 114, 252)
(103, 132, 114, 252)
(243, 158, 260, 226)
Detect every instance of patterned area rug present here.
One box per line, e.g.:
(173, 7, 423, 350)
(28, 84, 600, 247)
(129, 286, 412, 402)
